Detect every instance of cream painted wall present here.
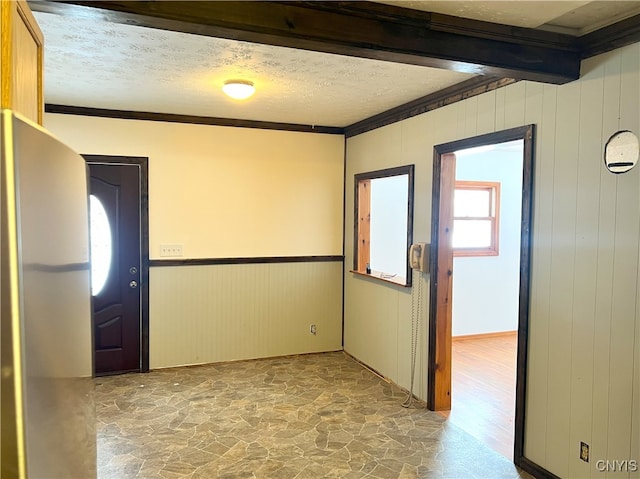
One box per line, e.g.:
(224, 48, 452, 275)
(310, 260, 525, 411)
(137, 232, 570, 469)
(44, 114, 344, 258)
(44, 114, 345, 366)
(345, 118, 435, 403)
(344, 44, 639, 479)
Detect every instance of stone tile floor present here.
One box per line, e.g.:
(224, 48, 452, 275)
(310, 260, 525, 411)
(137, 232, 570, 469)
(96, 352, 533, 478)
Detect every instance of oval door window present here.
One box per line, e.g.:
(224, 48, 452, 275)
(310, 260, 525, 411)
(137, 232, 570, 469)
(89, 195, 112, 296)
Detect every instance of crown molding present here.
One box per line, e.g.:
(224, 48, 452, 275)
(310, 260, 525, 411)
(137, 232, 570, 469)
(44, 104, 344, 134)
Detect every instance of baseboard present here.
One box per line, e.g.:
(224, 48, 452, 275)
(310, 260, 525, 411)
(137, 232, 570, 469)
(149, 349, 344, 371)
(343, 350, 389, 381)
(452, 330, 517, 341)
(343, 350, 427, 406)
(517, 456, 562, 479)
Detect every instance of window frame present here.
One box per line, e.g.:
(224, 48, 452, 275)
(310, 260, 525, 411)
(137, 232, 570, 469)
(452, 180, 500, 257)
(352, 165, 414, 287)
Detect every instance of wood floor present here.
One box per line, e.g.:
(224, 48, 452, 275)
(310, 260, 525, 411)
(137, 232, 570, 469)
(439, 332, 517, 460)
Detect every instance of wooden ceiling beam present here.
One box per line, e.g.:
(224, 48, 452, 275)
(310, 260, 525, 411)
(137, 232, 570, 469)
(29, 0, 581, 84)
(580, 13, 640, 59)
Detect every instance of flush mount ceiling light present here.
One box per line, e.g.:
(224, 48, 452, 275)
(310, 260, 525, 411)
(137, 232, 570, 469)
(222, 80, 255, 100)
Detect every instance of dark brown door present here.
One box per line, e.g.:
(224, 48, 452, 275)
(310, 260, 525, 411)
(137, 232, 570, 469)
(89, 163, 141, 375)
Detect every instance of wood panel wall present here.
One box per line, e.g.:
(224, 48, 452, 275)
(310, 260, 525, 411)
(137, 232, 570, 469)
(149, 261, 343, 369)
(344, 43, 639, 478)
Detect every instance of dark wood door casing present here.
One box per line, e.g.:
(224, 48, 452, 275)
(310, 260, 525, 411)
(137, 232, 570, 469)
(428, 125, 535, 468)
(90, 163, 141, 374)
(82, 154, 149, 375)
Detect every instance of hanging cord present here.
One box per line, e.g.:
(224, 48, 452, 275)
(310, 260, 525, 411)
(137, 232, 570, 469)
(402, 268, 423, 408)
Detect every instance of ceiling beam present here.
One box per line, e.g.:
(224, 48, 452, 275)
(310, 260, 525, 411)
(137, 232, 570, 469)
(580, 13, 640, 59)
(30, 0, 581, 84)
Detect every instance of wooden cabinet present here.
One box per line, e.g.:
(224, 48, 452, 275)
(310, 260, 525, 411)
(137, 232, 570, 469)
(1, 0, 44, 125)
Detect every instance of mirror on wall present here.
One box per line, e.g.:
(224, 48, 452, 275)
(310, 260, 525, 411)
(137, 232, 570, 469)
(604, 130, 639, 174)
(353, 165, 414, 286)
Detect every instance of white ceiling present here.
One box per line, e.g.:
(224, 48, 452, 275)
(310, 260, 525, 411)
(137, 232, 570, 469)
(33, 1, 640, 128)
(34, 11, 474, 127)
(378, 1, 640, 33)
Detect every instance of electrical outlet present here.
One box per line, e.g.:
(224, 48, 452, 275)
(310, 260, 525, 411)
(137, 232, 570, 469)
(160, 244, 183, 257)
(580, 442, 589, 462)
(310, 324, 317, 335)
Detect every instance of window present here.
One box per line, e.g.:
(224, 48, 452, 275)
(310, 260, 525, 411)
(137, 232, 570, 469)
(353, 165, 414, 286)
(89, 194, 112, 296)
(452, 181, 500, 256)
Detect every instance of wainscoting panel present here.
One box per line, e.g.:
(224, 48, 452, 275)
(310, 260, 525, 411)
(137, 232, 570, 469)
(149, 261, 343, 369)
(344, 43, 640, 479)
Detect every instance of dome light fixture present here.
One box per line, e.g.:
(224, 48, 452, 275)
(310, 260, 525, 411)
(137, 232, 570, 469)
(222, 80, 255, 100)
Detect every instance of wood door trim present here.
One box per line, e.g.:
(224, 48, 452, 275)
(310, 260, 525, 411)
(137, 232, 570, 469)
(356, 179, 371, 273)
(428, 124, 535, 467)
(514, 126, 535, 464)
(433, 152, 455, 410)
(83, 155, 150, 373)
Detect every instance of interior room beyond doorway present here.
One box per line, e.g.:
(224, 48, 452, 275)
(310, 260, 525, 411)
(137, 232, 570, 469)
(443, 139, 524, 460)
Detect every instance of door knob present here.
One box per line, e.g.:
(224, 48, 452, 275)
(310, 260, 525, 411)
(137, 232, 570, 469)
(129, 280, 138, 289)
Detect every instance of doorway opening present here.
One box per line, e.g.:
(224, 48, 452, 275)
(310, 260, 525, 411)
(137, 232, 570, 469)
(84, 155, 150, 375)
(427, 125, 535, 466)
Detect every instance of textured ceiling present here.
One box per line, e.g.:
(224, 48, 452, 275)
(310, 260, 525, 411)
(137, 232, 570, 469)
(34, 2, 640, 128)
(34, 11, 474, 127)
(379, 0, 590, 28)
(379, 1, 640, 33)
(544, 1, 640, 34)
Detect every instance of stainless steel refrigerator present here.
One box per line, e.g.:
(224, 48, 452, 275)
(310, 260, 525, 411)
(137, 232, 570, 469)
(1, 110, 96, 478)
